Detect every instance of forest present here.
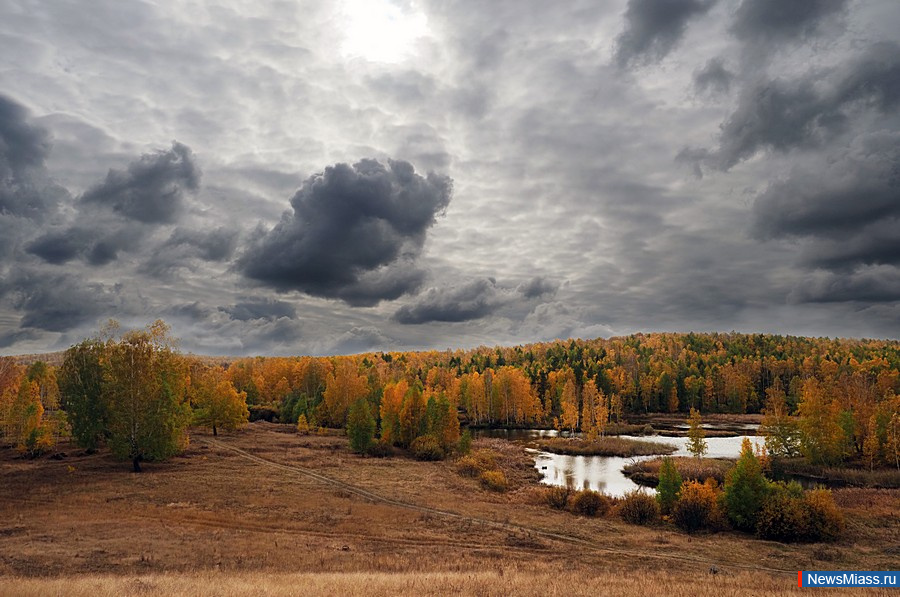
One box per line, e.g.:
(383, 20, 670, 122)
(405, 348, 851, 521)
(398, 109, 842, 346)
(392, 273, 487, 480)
(1, 327, 899, 470)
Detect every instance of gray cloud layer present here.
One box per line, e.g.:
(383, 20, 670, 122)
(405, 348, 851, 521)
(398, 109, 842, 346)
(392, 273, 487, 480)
(1, 0, 899, 355)
(614, 0, 716, 67)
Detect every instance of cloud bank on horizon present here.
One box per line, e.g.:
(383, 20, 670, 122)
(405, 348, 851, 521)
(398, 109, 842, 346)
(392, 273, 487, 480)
(0, 0, 898, 355)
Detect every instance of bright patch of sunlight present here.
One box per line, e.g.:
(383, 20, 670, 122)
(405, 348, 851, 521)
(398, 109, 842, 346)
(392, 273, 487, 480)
(340, 0, 429, 63)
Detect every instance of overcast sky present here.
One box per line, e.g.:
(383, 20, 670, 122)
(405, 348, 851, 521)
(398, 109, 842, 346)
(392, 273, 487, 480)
(1, 0, 899, 356)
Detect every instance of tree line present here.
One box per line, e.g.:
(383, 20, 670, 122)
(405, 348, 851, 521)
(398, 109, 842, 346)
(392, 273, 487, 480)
(2, 328, 898, 469)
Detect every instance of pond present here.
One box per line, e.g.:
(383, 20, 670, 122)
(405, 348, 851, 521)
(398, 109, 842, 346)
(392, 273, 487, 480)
(473, 428, 765, 497)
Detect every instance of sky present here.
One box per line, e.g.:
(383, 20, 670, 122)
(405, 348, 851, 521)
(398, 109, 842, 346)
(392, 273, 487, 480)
(1, 0, 899, 356)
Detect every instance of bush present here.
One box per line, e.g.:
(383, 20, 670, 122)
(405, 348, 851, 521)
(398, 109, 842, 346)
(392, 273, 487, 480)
(479, 470, 509, 492)
(296, 414, 310, 435)
(411, 435, 445, 461)
(571, 490, 611, 516)
(804, 489, 844, 542)
(366, 441, 394, 458)
(456, 455, 483, 477)
(672, 480, 722, 533)
(757, 483, 844, 543)
(755, 483, 807, 542)
(545, 486, 571, 510)
(620, 490, 661, 525)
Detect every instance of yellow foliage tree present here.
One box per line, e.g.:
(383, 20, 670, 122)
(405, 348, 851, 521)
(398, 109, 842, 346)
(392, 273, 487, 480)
(322, 359, 369, 427)
(559, 379, 578, 435)
(379, 379, 408, 445)
(190, 366, 250, 436)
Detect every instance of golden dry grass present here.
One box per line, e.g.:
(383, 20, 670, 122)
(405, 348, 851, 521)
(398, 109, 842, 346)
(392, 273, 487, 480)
(2, 567, 895, 597)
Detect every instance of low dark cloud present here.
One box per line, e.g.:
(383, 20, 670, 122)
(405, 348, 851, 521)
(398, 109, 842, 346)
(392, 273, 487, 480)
(730, 0, 848, 45)
(140, 226, 238, 277)
(790, 267, 900, 304)
(752, 132, 900, 276)
(165, 302, 213, 321)
(80, 141, 200, 224)
(753, 132, 900, 242)
(0, 328, 42, 349)
(239, 159, 451, 306)
(693, 58, 734, 95)
(0, 94, 64, 221)
(695, 42, 900, 170)
(614, 0, 716, 68)
(328, 326, 394, 355)
(10, 270, 134, 333)
(393, 278, 507, 324)
(28, 142, 205, 267)
(221, 298, 296, 322)
(517, 276, 560, 299)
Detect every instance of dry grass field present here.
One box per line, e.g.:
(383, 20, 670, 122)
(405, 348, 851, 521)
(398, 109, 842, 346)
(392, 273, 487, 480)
(0, 422, 897, 595)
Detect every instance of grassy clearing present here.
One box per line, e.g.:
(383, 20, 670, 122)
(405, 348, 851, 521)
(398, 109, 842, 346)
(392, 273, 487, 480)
(535, 436, 676, 457)
(0, 424, 896, 593)
(623, 457, 735, 487)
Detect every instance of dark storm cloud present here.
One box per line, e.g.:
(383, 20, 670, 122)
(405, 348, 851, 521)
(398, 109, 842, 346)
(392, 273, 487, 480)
(614, 0, 716, 68)
(801, 221, 900, 270)
(139, 226, 239, 277)
(80, 141, 200, 224)
(393, 278, 508, 324)
(27, 223, 139, 266)
(693, 58, 734, 95)
(730, 0, 848, 44)
(0, 94, 64, 221)
(696, 42, 900, 171)
(752, 132, 900, 242)
(790, 267, 900, 304)
(10, 270, 134, 333)
(0, 329, 42, 349)
(165, 302, 213, 320)
(517, 276, 560, 299)
(239, 159, 451, 306)
(27, 142, 205, 267)
(221, 298, 297, 322)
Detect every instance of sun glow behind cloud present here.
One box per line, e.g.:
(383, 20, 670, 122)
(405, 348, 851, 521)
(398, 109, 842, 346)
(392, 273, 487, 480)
(340, 0, 429, 63)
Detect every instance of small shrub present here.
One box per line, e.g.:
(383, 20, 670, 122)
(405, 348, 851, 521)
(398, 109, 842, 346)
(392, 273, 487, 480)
(456, 455, 483, 477)
(366, 441, 394, 458)
(470, 449, 497, 470)
(620, 490, 661, 525)
(641, 424, 655, 436)
(804, 489, 844, 542)
(479, 470, 509, 492)
(756, 484, 807, 543)
(296, 414, 310, 435)
(411, 435, 445, 461)
(672, 480, 722, 533)
(545, 486, 571, 510)
(571, 490, 611, 516)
